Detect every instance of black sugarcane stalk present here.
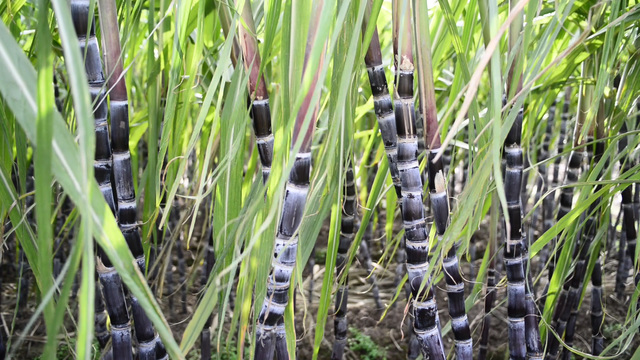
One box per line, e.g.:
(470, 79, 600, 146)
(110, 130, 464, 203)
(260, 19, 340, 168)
(560, 302, 579, 360)
(97, 0, 163, 357)
(394, 1, 445, 358)
(69, 1, 133, 356)
(254, 5, 325, 357)
(501, 2, 542, 359)
(413, 0, 471, 354)
(390, 0, 411, 311)
(617, 123, 637, 297)
(255, 152, 312, 359)
(331, 162, 357, 360)
(363, 6, 401, 197)
(96, 259, 132, 360)
(434, 178, 472, 359)
(503, 143, 528, 360)
(70, 0, 116, 215)
(239, 2, 273, 184)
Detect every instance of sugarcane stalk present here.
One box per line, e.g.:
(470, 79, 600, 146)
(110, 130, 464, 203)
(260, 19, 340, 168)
(502, 1, 542, 358)
(413, 0, 472, 357)
(96, 0, 162, 357)
(254, 3, 326, 357)
(504, 2, 525, 347)
(69, 2, 135, 356)
(255, 152, 312, 359)
(239, 1, 274, 183)
(362, 2, 401, 197)
(97, 260, 132, 360)
(617, 122, 637, 296)
(390, 1, 446, 358)
(331, 162, 357, 360)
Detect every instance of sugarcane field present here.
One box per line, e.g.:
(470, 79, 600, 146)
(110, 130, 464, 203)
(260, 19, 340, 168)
(3, 0, 640, 359)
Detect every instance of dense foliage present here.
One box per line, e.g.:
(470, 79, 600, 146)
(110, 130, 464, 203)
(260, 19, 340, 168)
(0, 0, 639, 359)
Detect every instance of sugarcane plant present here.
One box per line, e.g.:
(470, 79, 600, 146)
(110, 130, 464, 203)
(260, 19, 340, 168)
(412, 0, 472, 358)
(362, 2, 401, 199)
(500, 0, 542, 358)
(254, 2, 327, 357)
(391, 1, 446, 358)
